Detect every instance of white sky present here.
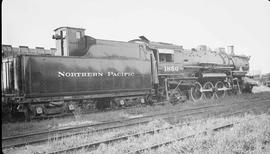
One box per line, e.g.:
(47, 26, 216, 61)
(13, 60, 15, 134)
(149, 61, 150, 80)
(2, 0, 270, 74)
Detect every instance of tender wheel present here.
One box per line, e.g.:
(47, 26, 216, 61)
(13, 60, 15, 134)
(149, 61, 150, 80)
(215, 81, 226, 98)
(203, 81, 214, 99)
(145, 95, 154, 105)
(190, 82, 203, 102)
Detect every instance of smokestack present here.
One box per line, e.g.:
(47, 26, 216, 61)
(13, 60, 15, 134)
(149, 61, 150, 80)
(227, 46, 234, 55)
(197, 45, 207, 51)
(217, 47, 226, 53)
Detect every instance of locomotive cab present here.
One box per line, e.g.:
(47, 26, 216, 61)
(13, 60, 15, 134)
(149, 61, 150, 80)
(53, 27, 86, 56)
(158, 49, 174, 63)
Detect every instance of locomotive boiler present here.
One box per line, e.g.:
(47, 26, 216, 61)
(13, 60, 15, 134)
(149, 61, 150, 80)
(130, 38, 250, 103)
(2, 26, 251, 120)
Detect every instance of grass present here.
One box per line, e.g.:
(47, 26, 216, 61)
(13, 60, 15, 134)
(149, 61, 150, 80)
(150, 114, 270, 154)
(86, 114, 270, 154)
(4, 113, 270, 154)
(3, 119, 170, 153)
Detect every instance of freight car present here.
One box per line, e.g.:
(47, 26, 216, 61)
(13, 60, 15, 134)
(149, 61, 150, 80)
(2, 26, 251, 120)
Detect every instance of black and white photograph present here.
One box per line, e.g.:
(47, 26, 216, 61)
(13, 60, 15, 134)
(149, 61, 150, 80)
(2, 0, 270, 153)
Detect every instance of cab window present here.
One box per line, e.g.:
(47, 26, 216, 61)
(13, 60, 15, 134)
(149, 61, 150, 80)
(159, 53, 174, 62)
(76, 31, 81, 39)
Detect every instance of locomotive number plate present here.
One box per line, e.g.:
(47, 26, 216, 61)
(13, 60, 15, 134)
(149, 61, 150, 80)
(164, 66, 181, 72)
(158, 64, 184, 74)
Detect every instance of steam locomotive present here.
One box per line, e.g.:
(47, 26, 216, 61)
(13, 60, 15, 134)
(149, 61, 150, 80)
(1, 27, 251, 120)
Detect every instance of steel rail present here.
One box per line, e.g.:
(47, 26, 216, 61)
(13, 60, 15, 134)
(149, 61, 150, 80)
(2, 94, 269, 150)
(47, 99, 270, 154)
(1, 101, 233, 149)
(5, 101, 165, 122)
(3, 92, 265, 141)
(2, 93, 263, 140)
(47, 110, 245, 154)
(127, 115, 264, 154)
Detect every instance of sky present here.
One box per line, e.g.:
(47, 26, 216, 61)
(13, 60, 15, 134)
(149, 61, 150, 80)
(2, 0, 270, 74)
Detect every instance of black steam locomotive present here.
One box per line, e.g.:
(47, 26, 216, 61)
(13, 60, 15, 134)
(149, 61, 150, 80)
(2, 27, 251, 120)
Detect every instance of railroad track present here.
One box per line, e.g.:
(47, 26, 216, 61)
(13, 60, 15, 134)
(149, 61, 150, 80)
(3, 101, 166, 123)
(2, 95, 269, 149)
(2, 94, 270, 152)
(47, 100, 270, 154)
(127, 115, 264, 154)
(4, 92, 266, 123)
(1, 101, 229, 149)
